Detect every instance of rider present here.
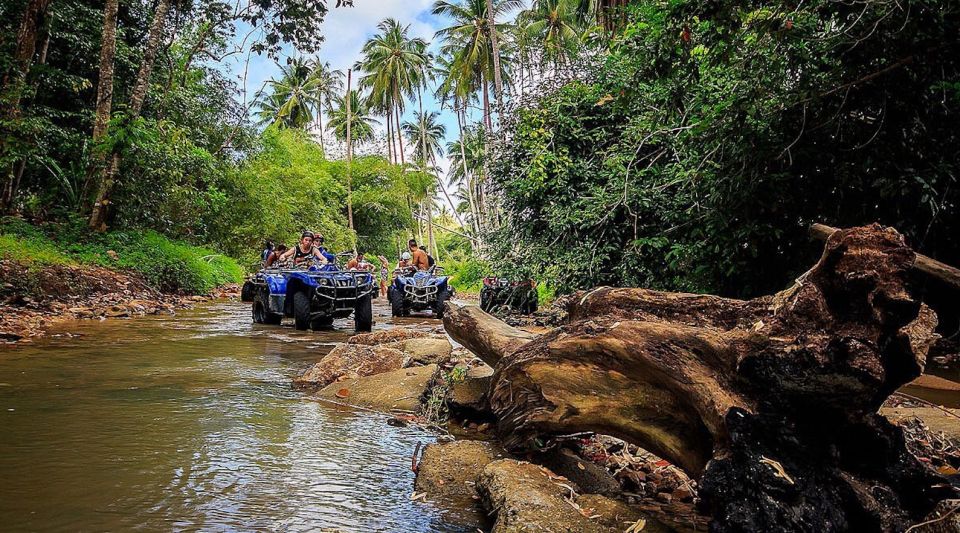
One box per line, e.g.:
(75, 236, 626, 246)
(408, 239, 430, 271)
(419, 245, 436, 268)
(398, 251, 412, 269)
(311, 232, 337, 263)
(278, 232, 328, 265)
(263, 244, 288, 268)
(346, 251, 373, 271)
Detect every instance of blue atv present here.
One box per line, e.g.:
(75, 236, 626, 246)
(241, 255, 376, 332)
(388, 266, 453, 319)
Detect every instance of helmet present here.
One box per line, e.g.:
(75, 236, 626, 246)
(301, 231, 315, 240)
(401, 252, 411, 260)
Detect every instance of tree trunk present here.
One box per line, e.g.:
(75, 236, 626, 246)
(443, 224, 957, 532)
(393, 86, 405, 166)
(484, 0, 503, 114)
(456, 105, 482, 238)
(81, 0, 119, 213)
(345, 69, 355, 253)
(89, 0, 172, 230)
(386, 111, 394, 164)
(1, 0, 54, 211)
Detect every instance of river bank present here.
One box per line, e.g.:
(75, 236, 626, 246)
(0, 258, 239, 343)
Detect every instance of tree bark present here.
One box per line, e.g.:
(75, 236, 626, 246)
(393, 85, 405, 166)
(81, 0, 119, 212)
(444, 224, 957, 532)
(345, 69, 355, 254)
(1, 0, 54, 211)
(89, 0, 172, 230)
(484, 0, 503, 114)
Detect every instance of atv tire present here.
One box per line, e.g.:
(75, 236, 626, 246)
(479, 287, 493, 312)
(310, 316, 334, 330)
(389, 287, 405, 317)
(293, 290, 311, 331)
(253, 291, 282, 325)
(434, 290, 449, 320)
(354, 294, 373, 332)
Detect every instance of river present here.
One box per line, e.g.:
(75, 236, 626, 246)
(0, 300, 480, 532)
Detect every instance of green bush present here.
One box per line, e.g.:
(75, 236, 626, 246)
(0, 218, 243, 294)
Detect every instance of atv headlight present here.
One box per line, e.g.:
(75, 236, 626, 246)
(318, 278, 332, 286)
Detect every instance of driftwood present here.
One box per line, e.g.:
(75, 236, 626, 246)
(444, 224, 957, 531)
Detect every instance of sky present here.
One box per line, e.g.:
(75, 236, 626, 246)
(220, 0, 517, 211)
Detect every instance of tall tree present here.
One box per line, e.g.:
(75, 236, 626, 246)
(307, 59, 344, 154)
(327, 89, 378, 144)
(256, 58, 321, 129)
(355, 18, 429, 166)
(0, 0, 54, 211)
(81, 0, 120, 208)
(89, 0, 173, 230)
(522, 0, 584, 68)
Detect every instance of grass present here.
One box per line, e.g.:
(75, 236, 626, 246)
(0, 217, 244, 294)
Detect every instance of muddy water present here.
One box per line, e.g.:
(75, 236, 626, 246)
(0, 300, 478, 532)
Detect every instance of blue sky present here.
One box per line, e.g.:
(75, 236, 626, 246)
(220, 0, 520, 207)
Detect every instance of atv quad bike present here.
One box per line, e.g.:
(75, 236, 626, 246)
(241, 256, 376, 332)
(388, 265, 453, 319)
(479, 277, 538, 314)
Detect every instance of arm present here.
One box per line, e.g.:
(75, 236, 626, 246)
(278, 248, 295, 262)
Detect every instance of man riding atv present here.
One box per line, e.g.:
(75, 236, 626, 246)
(387, 239, 453, 319)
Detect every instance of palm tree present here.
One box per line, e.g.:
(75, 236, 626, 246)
(521, 0, 584, 69)
(446, 124, 486, 236)
(327, 89, 379, 144)
(307, 60, 344, 154)
(355, 18, 429, 165)
(257, 58, 319, 129)
(402, 111, 446, 164)
(432, 0, 520, 129)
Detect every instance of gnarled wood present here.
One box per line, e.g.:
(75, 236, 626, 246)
(444, 224, 956, 532)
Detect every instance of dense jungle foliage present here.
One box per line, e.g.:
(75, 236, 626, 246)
(488, 0, 960, 297)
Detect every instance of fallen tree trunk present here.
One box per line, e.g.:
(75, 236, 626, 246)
(444, 224, 957, 531)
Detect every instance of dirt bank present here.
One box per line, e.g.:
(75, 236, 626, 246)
(0, 259, 236, 344)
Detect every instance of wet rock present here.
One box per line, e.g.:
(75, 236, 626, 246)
(539, 447, 622, 497)
(414, 440, 509, 502)
(386, 336, 453, 365)
(575, 494, 664, 532)
(316, 365, 437, 412)
(348, 328, 434, 346)
(292, 344, 405, 391)
(477, 459, 657, 533)
(104, 305, 129, 318)
(449, 367, 494, 417)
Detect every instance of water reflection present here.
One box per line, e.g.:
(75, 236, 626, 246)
(0, 301, 474, 532)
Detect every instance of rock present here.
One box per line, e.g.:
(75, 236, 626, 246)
(104, 305, 129, 318)
(106, 250, 118, 260)
(575, 494, 665, 532)
(415, 440, 509, 502)
(315, 365, 437, 412)
(385, 336, 453, 365)
(478, 459, 658, 533)
(449, 373, 493, 417)
(292, 344, 406, 390)
(672, 487, 694, 502)
(539, 447, 622, 497)
(348, 328, 434, 346)
(655, 492, 673, 504)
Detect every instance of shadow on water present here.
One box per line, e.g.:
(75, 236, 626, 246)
(0, 300, 481, 532)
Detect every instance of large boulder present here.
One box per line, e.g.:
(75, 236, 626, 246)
(414, 440, 509, 502)
(477, 459, 663, 533)
(347, 328, 437, 346)
(386, 336, 453, 365)
(316, 365, 438, 412)
(292, 344, 405, 391)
